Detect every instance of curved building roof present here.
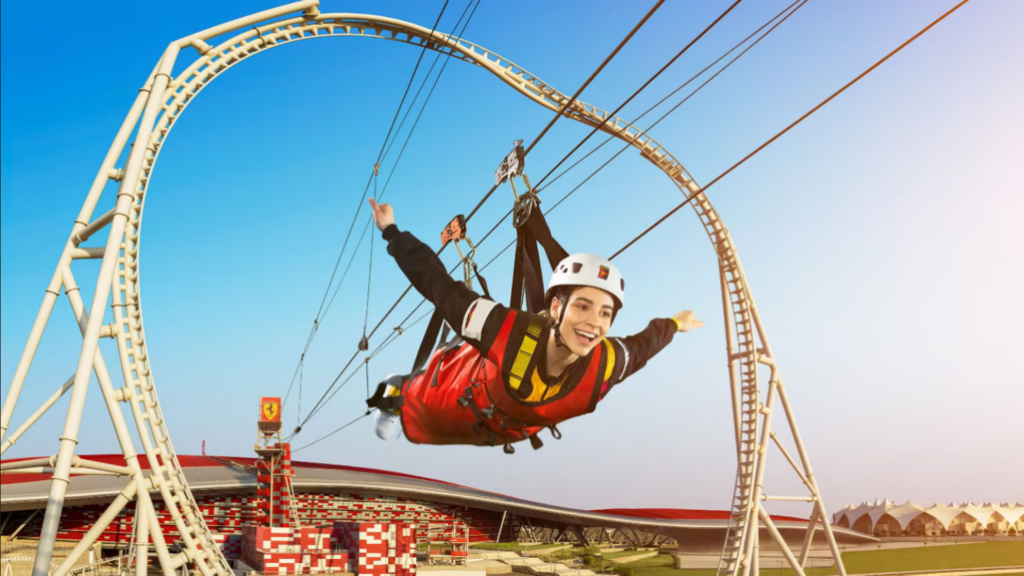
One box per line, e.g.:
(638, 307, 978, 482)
(1, 454, 874, 549)
(838, 500, 1024, 534)
(924, 503, 964, 530)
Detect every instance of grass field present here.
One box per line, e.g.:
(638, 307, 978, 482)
(840, 541, 1024, 573)
(604, 550, 658, 560)
(470, 542, 536, 552)
(623, 541, 1024, 576)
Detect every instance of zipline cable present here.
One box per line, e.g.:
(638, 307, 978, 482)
(287, 0, 969, 448)
(293, 2, 668, 432)
(293, 412, 374, 454)
(464, 0, 668, 223)
(457, 0, 809, 279)
(378, 0, 481, 175)
(535, 0, 804, 195)
(608, 0, 971, 261)
(542, 0, 809, 215)
(374, 0, 452, 167)
(298, 0, 801, 426)
(530, 0, 744, 192)
(283, 0, 455, 410)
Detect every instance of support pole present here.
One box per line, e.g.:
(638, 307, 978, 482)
(136, 497, 151, 576)
(751, 528, 759, 576)
(776, 384, 848, 576)
(31, 45, 178, 576)
(496, 512, 508, 543)
(0, 512, 10, 536)
(799, 507, 820, 569)
(1, 78, 151, 448)
(10, 510, 39, 541)
(719, 259, 742, 453)
(52, 480, 139, 576)
(1, 375, 75, 456)
(757, 506, 807, 576)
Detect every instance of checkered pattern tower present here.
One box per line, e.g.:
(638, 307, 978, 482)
(254, 397, 296, 528)
(332, 523, 417, 576)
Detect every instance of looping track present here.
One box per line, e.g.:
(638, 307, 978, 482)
(0, 6, 846, 576)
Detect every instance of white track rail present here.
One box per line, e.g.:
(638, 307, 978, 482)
(0, 4, 845, 576)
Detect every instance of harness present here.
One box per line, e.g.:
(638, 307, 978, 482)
(371, 141, 593, 455)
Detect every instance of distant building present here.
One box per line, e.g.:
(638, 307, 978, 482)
(835, 500, 1024, 537)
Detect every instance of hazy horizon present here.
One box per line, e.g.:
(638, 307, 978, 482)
(2, 0, 1021, 519)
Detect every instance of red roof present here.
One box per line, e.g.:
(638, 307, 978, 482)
(0, 455, 810, 524)
(594, 508, 807, 523)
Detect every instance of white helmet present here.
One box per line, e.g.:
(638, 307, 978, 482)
(548, 254, 625, 308)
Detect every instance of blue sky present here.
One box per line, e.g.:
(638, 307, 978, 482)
(2, 0, 1021, 516)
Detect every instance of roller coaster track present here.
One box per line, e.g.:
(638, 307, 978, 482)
(0, 3, 845, 576)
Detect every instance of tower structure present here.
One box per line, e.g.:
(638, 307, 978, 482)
(0, 3, 848, 576)
(255, 397, 297, 528)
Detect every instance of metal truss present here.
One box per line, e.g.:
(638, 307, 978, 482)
(0, 2, 845, 576)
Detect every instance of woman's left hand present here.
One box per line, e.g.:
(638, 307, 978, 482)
(673, 310, 705, 332)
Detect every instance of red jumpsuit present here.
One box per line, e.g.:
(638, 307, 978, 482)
(380, 225, 678, 449)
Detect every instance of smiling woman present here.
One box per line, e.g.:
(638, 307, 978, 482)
(366, 196, 704, 454)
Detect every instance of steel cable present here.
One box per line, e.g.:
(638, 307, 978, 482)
(535, 0, 804, 195)
(292, 412, 374, 454)
(454, 0, 810, 280)
(530, 0, 745, 192)
(608, 0, 971, 261)
(291, 3, 669, 433)
(283, 0, 457, 410)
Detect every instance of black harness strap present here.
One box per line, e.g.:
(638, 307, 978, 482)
(510, 199, 570, 313)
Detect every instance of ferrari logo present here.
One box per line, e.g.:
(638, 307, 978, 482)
(263, 403, 278, 421)
(260, 397, 282, 423)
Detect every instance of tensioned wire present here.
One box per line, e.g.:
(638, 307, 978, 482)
(291, 1, 749, 439)
(315, 0, 483, 330)
(291, 0, 971, 446)
(281, 0, 464, 411)
(287, 0, 485, 436)
(607, 0, 972, 262)
(291, 0, 808, 430)
(292, 1, 673, 434)
(466, 0, 811, 274)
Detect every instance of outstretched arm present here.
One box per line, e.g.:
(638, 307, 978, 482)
(370, 198, 502, 350)
(605, 310, 704, 390)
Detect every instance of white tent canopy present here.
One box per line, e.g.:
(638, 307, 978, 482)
(885, 502, 927, 530)
(846, 501, 877, 528)
(993, 503, 1024, 526)
(833, 504, 855, 525)
(924, 503, 963, 530)
(959, 503, 995, 525)
(868, 499, 897, 527)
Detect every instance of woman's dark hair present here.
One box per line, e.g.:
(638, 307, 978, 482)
(543, 285, 621, 325)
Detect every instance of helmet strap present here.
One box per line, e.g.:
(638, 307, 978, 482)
(553, 297, 569, 349)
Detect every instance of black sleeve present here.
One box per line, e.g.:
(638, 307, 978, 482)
(605, 318, 678, 389)
(383, 224, 507, 352)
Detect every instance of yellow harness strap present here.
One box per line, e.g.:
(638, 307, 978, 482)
(509, 319, 544, 393)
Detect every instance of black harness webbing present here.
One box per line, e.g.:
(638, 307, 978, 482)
(411, 262, 493, 376)
(510, 201, 569, 313)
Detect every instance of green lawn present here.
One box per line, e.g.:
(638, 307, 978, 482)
(842, 541, 1024, 572)
(470, 543, 536, 552)
(632, 541, 1024, 576)
(605, 550, 658, 560)
(629, 555, 676, 569)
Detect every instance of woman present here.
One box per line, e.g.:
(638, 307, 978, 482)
(368, 198, 704, 452)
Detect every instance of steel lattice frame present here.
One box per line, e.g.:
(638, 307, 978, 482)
(0, 3, 848, 576)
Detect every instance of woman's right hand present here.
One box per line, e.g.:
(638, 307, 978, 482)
(369, 198, 396, 232)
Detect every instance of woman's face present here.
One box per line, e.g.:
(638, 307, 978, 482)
(552, 286, 616, 356)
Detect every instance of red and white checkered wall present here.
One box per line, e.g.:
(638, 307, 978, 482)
(7, 491, 503, 547)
